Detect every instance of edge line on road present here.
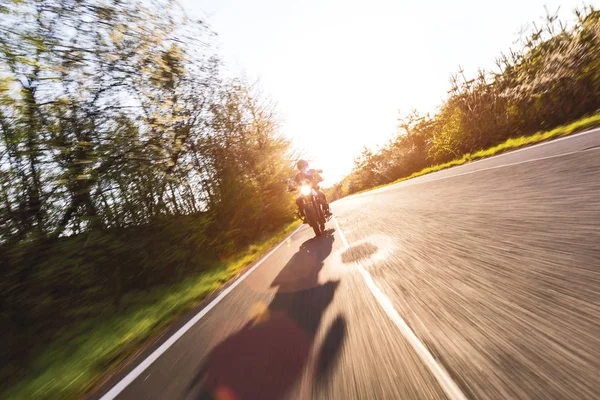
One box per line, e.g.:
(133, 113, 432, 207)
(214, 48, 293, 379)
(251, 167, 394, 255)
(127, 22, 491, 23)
(98, 225, 303, 400)
(349, 127, 600, 199)
(333, 216, 468, 400)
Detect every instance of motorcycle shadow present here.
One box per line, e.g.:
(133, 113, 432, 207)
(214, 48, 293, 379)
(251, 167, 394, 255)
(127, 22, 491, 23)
(187, 229, 346, 400)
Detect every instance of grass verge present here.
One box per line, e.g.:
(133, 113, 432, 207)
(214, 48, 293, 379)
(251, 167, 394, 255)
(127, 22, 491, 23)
(3, 220, 301, 400)
(355, 112, 600, 195)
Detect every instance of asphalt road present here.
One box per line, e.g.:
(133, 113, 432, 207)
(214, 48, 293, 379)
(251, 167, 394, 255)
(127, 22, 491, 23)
(97, 128, 600, 400)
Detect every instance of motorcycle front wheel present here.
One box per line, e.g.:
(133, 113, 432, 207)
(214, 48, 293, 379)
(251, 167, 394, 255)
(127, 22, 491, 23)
(304, 202, 322, 237)
(317, 204, 326, 234)
(313, 224, 323, 236)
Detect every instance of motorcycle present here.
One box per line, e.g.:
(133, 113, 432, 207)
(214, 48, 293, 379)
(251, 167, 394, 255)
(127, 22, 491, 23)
(287, 172, 328, 237)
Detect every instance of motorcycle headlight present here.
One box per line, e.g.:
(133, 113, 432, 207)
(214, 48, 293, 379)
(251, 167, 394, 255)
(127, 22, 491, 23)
(300, 184, 312, 196)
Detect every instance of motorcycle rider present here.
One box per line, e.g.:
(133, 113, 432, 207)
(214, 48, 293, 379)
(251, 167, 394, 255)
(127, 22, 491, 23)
(290, 159, 332, 220)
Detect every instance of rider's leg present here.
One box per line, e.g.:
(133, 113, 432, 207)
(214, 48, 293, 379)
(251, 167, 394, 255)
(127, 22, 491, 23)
(317, 190, 332, 216)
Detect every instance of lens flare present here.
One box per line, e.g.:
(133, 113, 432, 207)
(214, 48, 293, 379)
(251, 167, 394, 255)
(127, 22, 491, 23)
(300, 185, 311, 196)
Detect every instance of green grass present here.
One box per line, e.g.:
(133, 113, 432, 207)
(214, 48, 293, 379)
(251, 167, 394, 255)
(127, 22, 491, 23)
(355, 112, 600, 195)
(3, 220, 300, 400)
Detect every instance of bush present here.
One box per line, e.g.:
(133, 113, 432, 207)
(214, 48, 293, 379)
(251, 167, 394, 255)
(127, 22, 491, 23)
(332, 5, 600, 197)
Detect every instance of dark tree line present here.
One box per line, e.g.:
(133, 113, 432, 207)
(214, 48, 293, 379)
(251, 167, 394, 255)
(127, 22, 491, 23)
(0, 0, 296, 380)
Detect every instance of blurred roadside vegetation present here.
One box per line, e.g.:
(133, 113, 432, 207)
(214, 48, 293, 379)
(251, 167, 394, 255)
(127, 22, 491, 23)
(0, 0, 297, 397)
(2, 221, 299, 400)
(328, 5, 600, 199)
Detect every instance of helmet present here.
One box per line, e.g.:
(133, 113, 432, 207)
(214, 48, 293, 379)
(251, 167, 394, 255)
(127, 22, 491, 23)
(296, 159, 309, 170)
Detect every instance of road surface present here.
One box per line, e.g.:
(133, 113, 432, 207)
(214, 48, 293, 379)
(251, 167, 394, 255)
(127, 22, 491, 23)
(96, 128, 600, 400)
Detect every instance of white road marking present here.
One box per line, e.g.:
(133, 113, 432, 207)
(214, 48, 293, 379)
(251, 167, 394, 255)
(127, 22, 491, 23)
(395, 147, 600, 189)
(333, 216, 468, 400)
(99, 225, 303, 400)
(349, 126, 600, 198)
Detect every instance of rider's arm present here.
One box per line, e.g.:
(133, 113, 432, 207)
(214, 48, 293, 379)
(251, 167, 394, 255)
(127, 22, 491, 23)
(293, 172, 303, 184)
(312, 170, 324, 183)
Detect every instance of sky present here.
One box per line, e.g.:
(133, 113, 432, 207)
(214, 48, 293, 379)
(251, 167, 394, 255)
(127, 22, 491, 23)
(181, 0, 588, 185)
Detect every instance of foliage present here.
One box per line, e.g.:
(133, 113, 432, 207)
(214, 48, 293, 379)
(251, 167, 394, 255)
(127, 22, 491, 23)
(3, 220, 299, 400)
(330, 5, 600, 199)
(348, 112, 600, 196)
(0, 0, 296, 395)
